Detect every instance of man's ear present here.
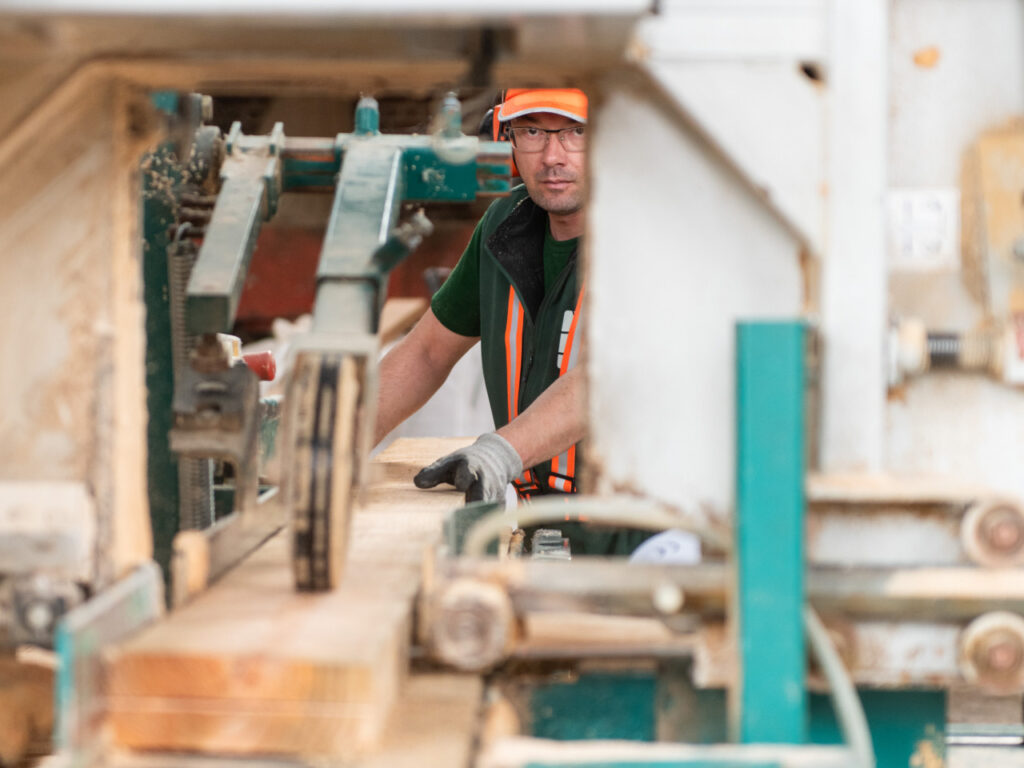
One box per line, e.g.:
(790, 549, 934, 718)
(491, 99, 518, 178)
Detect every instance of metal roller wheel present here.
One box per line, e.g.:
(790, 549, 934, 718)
(283, 352, 361, 591)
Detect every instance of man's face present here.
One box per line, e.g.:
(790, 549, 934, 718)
(508, 113, 587, 217)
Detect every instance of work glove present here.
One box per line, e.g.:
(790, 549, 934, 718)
(413, 432, 523, 503)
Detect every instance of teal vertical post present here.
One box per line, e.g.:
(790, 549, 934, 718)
(734, 321, 806, 743)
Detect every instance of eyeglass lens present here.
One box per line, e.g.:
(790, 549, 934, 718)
(509, 126, 586, 152)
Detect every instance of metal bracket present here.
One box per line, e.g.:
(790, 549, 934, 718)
(170, 348, 261, 517)
(54, 562, 164, 767)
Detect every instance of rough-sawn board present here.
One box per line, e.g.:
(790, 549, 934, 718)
(104, 437, 471, 761)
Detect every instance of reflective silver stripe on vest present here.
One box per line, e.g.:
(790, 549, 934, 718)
(548, 282, 585, 492)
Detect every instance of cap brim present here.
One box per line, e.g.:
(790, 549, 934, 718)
(498, 106, 586, 123)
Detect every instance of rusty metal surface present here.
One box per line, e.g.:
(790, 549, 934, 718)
(436, 556, 1024, 623)
(808, 502, 966, 566)
(807, 473, 990, 504)
(962, 125, 1024, 318)
(694, 619, 963, 689)
(439, 557, 729, 618)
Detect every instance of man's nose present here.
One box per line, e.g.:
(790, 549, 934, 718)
(540, 133, 567, 165)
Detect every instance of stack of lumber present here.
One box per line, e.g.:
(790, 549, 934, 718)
(105, 437, 477, 763)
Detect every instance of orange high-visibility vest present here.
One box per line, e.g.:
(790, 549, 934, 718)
(454, 186, 585, 498)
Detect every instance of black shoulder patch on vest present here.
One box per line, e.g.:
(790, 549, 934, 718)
(485, 195, 547, 319)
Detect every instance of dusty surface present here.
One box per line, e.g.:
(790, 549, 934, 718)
(0, 69, 152, 583)
(948, 684, 1022, 725)
(0, 655, 54, 767)
(104, 438, 466, 760)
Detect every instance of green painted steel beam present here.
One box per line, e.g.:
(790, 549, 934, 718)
(141, 144, 181, 589)
(402, 146, 478, 201)
(314, 142, 404, 334)
(734, 321, 807, 744)
(186, 174, 267, 334)
(531, 671, 658, 742)
(279, 133, 511, 199)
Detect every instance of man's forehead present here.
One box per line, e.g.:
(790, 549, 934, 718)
(511, 113, 583, 127)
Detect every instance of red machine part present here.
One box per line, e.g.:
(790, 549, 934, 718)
(243, 351, 277, 381)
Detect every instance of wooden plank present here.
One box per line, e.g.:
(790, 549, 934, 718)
(359, 673, 481, 768)
(106, 673, 481, 768)
(105, 438, 469, 761)
(0, 654, 55, 766)
(379, 297, 427, 346)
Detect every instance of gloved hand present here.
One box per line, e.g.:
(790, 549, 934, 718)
(413, 432, 523, 502)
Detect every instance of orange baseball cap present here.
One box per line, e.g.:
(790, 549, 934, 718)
(497, 88, 587, 124)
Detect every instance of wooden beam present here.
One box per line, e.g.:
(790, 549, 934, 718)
(0, 655, 54, 766)
(379, 297, 428, 346)
(105, 438, 470, 761)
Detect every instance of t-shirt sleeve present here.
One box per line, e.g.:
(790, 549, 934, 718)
(430, 221, 483, 337)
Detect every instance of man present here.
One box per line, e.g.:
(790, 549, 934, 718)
(374, 88, 589, 505)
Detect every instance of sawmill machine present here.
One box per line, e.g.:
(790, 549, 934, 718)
(142, 89, 511, 601)
(3, 1, 1024, 767)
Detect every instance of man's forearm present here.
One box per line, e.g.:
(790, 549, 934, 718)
(496, 366, 586, 469)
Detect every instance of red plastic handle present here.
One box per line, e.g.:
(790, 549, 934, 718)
(242, 351, 277, 381)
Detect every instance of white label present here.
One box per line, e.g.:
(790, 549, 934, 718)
(887, 188, 960, 271)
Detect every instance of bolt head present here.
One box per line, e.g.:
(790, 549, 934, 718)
(960, 612, 1024, 694)
(990, 517, 1023, 551)
(962, 500, 1024, 566)
(973, 629, 1024, 674)
(981, 506, 1024, 555)
(986, 638, 1023, 672)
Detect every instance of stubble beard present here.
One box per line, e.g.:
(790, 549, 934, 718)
(528, 179, 585, 216)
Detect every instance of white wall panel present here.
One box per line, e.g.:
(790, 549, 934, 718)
(587, 83, 802, 514)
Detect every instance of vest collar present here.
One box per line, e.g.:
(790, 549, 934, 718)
(486, 192, 578, 320)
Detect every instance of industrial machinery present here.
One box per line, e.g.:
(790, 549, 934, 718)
(2, 1, 1024, 767)
(145, 89, 511, 600)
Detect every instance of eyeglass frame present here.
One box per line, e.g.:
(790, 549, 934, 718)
(504, 122, 587, 153)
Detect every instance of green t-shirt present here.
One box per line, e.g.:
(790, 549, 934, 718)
(432, 221, 578, 336)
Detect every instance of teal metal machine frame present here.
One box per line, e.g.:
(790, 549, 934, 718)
(142, 91, 511, 584)
(734, 321, 807, 744)
(516, 320, 945, 767)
